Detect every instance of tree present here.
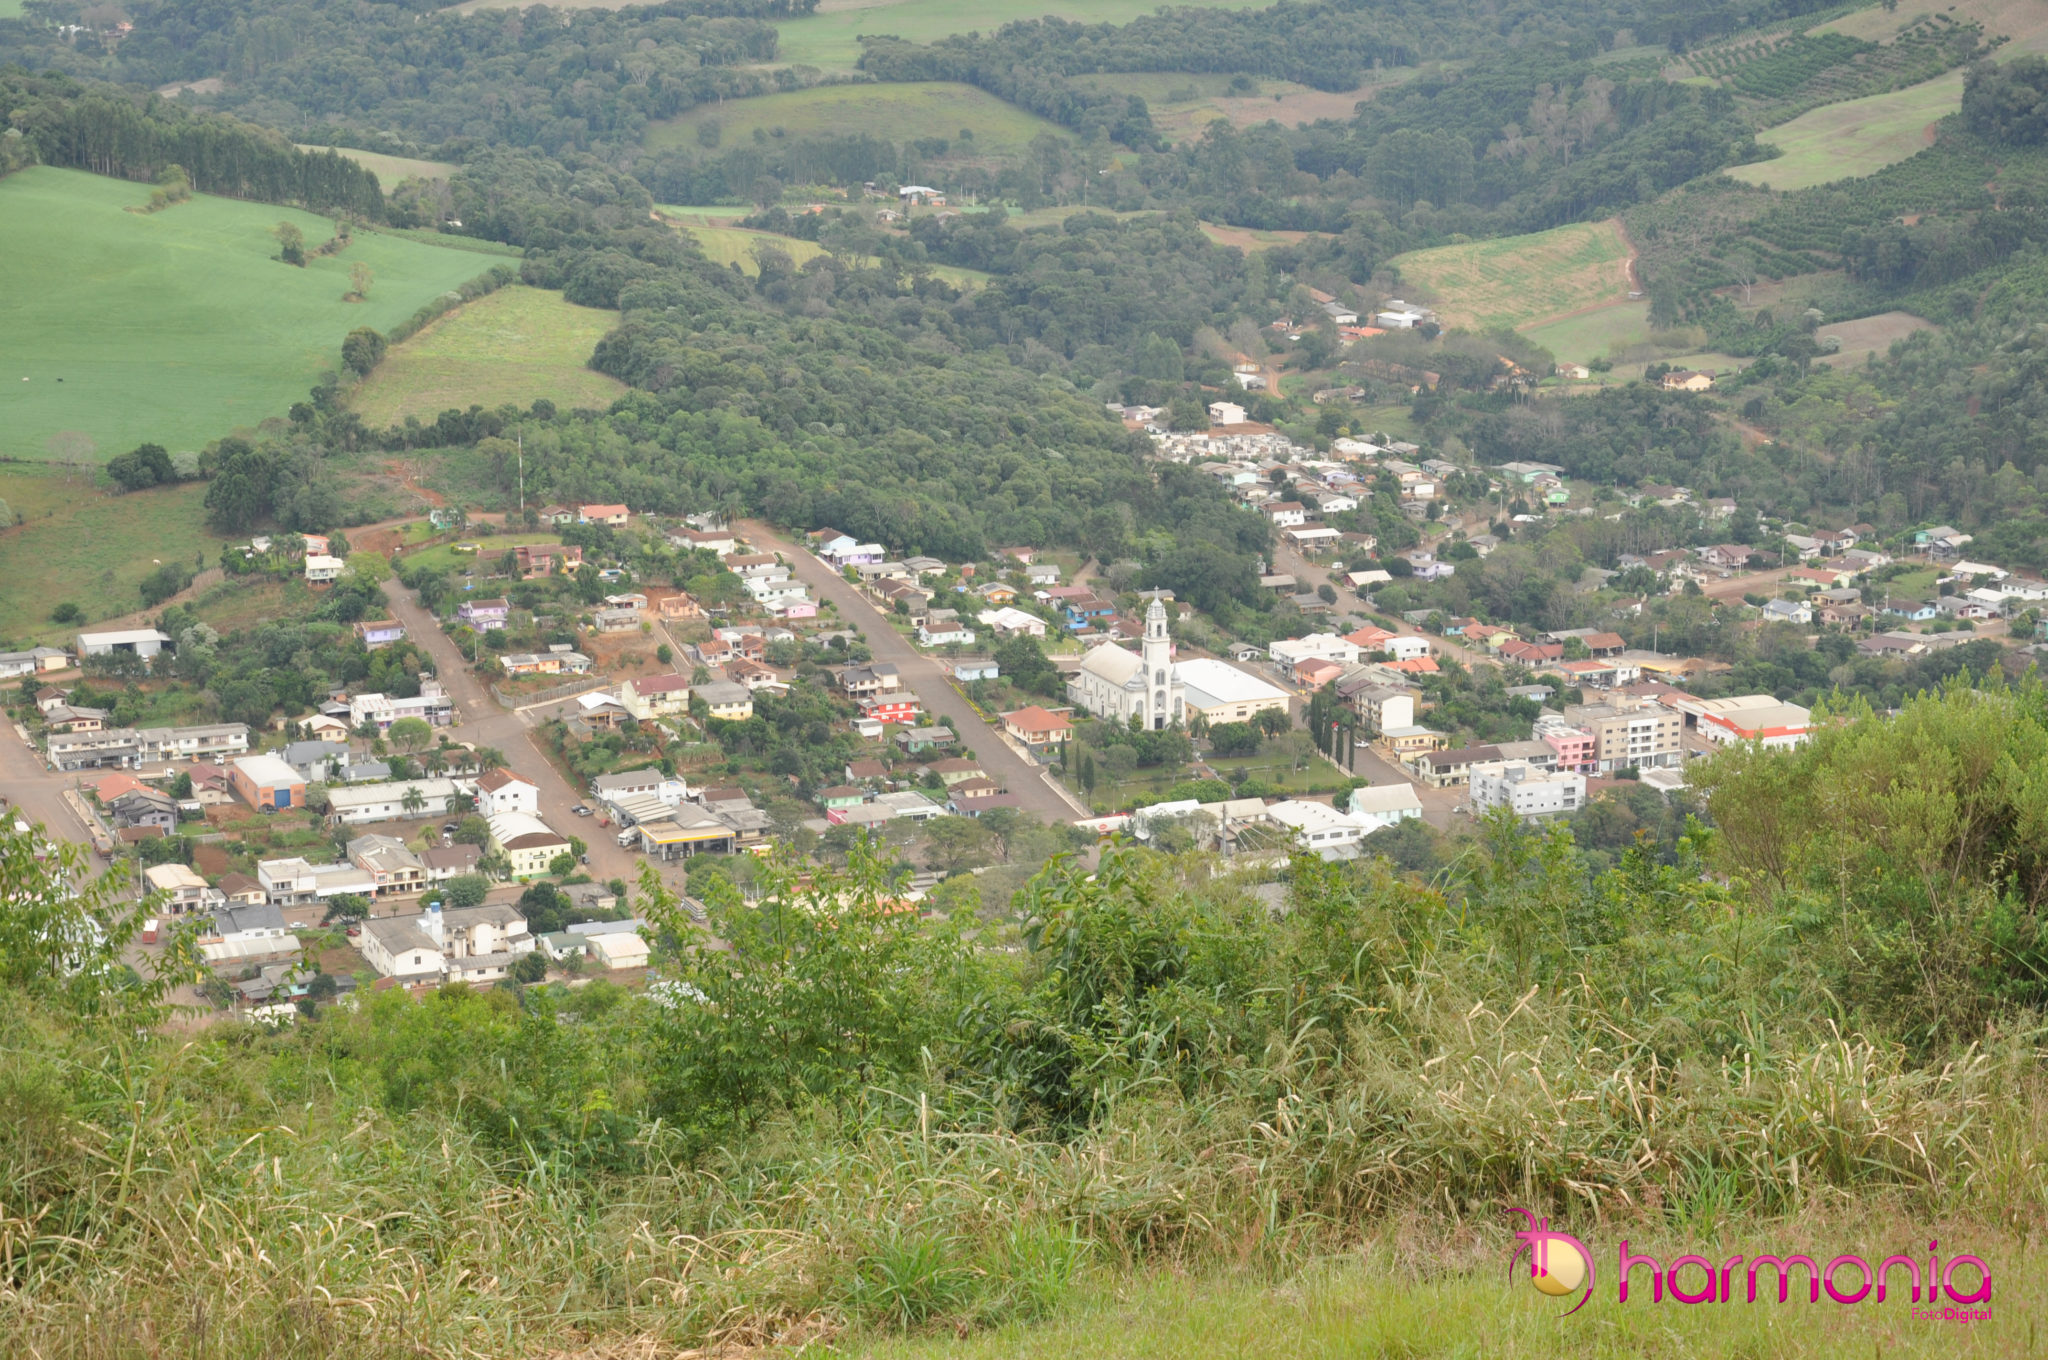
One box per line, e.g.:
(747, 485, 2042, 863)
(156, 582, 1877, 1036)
(401, 785, 427, 817)
(510, 951, 548, 984)
(49, 602, 83, 624)
(549, 851, 577, 877)
(341, 327, 387, 376)
(203, 438, 273, 534)
(388, 717, 432, 754)
(107, 442, 176, 491)
(454, 815, 493, 846)
(323, 894, 371, 924)
(1207, 721, 1260, 757)
(348, 260, 374, 301)
(923, 816, 996, 872)
(444, 874, 490, 908)
(274, 220, 305, 265)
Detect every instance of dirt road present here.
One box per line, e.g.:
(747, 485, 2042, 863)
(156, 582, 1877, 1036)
(742, 521, 1088, 825)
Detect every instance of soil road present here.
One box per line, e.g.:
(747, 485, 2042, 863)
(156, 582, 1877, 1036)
(741, 521, 1088, 825)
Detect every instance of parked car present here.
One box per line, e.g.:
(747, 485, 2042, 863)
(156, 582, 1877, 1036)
(571, 804, 592, 817)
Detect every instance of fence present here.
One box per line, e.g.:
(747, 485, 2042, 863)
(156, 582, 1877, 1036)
(491, 675, 610, 710)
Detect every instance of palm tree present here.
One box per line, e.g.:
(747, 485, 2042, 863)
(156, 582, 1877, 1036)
(401, 786, 426, 817)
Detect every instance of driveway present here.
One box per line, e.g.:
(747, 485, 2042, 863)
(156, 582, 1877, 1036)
(741, 521, 1088, 825)
(383, 586, 645, 886)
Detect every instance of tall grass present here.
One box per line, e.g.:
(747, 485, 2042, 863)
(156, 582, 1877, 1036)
(3, 970, 2041, 1358)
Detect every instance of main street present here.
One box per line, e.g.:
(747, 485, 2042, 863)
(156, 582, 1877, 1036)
(741, 521, 1090, 825)
(382, 585, 648, 887)
(0, 709, 90, 847)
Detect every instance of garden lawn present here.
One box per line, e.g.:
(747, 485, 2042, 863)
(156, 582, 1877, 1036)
(1723, 70, 1961, 191)
(1388, 219, 1633, 331)
(0, 166, 498, 462)
(349, 285, 627, 427)
(0, 466, 229, 643)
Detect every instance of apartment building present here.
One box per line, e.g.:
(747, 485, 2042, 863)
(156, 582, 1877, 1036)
(1469, 760, 1587, 821)
(1562, 698, 1683, 772)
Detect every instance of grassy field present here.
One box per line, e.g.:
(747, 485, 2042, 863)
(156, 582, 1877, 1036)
(0, 465, 229, 642)
(647, 81, 1071, 160)
(1816, 309, 1938, 366)
(292, 145, 458, 187)
(0, 0, 22, 17)
(1389, 219, 1633, 331)
(1724, 69, 1961, 190)
(1522, 301, 1656, 363)
(770, 0, 1274, 71)
(659, 214, 989, 285)
(349, 284, 627, 428)
(0, 167, 497, 462)
(399, 531, 562, 576)
(843, 1243, 2035, 1360)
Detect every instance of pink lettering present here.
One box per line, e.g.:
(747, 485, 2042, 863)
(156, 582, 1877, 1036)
(1618, 1242, 1663, 1303)
(1748, 1254, 1821, 1303)
(1876, 1254, 1922, 1303)
(1720, 1254, 1745, 1303)
(1823, 1256, 1872, 1305)
(1667, 1256, 1717, 1305)
(1943, 1255, 1991, 1305)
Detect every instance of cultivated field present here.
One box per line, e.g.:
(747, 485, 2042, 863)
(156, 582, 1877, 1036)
(647, 82, 1071, 161)
(1815, 309, 1938, 366)
(1723, 69, 1961, 191)
(350, 284, 627, 427)
(1817, 0, 2048, 56)
(0, 466, 229, 641)
(1388, 219, 1633, 331)
(657, 215, 989, 286)
(0, 167, 498, 462)
(771, 0, 1275, 72)
(1068, 70, 1392, 142)
(293, 145, 459, 186)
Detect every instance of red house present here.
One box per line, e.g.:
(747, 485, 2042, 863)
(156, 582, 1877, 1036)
(859, 696, 924, 725)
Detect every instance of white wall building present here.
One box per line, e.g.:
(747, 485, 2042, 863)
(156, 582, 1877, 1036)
(1267, 800, 1367, 857)
(1469, 760, 1586, 821)
(1174, 658, 1290, 725)
(324, 778, 471, 827)
(1346, 782, 1424, 831)
(1068, 599, 1184, 730)
(474, 769, 540, 817)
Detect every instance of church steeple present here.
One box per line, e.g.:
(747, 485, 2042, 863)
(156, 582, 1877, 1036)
(1145, 596, 1169, 642)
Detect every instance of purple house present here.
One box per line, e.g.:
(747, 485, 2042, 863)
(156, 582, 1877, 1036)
(457, 597, 510, 631)
(352, 619, 407, 649)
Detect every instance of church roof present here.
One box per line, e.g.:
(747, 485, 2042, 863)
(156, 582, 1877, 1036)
(1078, 641, 1144, 688)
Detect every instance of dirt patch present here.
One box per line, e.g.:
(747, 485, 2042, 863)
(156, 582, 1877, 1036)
(156, 77, 224, 97)
(1199, 223, 1317, 251)
(1208, 85, 1377, 128)
(192, 842, 232, 876)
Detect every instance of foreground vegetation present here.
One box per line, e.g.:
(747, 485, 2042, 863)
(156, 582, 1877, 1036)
(3, 680, 2043, 1356)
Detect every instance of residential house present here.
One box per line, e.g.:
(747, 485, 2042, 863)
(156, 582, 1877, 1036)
(514, 543, 583, 578)
(838, 663, 902, 699)
(1002, 706, 1074, 748)
(1377, 724, 1444, 760)
(1267, 800, 1368, 857)
(1661, 370, 1714, 392)
(917, 620, 976, 648)
(578, 504, 629, 527)
(420, 844, 482, 882)
(457, 598, 510, 631)
(860, 695, 924, 725)
(978, 607, 1047, 638)
(353, 620, 406, 649)
(144, 863, 220, 916)
(474, 769, 540, 817)
(1761, 598, 1813, 625)
(347, 834, 428, 896)
(304, 555, 346, 584)
(895, 725, 957, 754)
(1347, 783, 1424, 832)
(693, 682, 754, 721)
(135, 723, 250, 763)
(593, 608, 640, 633)
(1697, 544, 1754, 571)
(928, 757, 987, 787)
(620, 674, 692, 720)
(0, 646, 72, 679)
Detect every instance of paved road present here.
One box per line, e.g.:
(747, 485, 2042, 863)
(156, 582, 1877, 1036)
(742, 521, 1088, 825)
(383, 586, 648, 887)
(0, 718, 88, 847)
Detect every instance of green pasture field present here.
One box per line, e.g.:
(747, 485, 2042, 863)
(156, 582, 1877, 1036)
(0, 466, 229, 642)
(0, 0, 22, 17)
(1522, 302, 1655, 363)
(399, 532, 561, 575)
(770, 0, 1274, 72)
(1724, 69, 1962, 190)
(1389, 219, 1633, 331)
(646, 82, 1071, 160)
(293, 145, 459, 186)
(0, 167, 497, 462)
(349, 284, 627, 428)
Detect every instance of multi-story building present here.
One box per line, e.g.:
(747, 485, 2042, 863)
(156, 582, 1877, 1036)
(134, 723, 250, 763)
(1534, 716, 1597, 773)
(486, 812, 570, 880)
(1563, 698, 1684, 772)
(1469, 760, 1586, 821)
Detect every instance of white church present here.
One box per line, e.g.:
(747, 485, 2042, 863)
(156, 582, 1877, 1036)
(1068, 598, 1186, 729)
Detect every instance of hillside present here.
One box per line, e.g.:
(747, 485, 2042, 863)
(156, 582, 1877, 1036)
(0, 167, 495, 461)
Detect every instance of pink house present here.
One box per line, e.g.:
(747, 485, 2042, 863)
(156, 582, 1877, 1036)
(1294, 657, 1345, 689)
(771, 598, 819, 620)
(1540, 725, 1597, 773)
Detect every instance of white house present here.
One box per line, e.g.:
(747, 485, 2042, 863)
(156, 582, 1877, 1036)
(917, 622, 976, 648)
(1267, 800, 1367, 858)
(474, 768, 540, 817)
(304, 555, 346, 584)
(1347, 782, 1424, 832)
(324, 778, 470, 827)
(1269, 633, 1362, 675)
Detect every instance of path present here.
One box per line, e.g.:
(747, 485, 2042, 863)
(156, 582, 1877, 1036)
(741, 521, 1089, 825)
